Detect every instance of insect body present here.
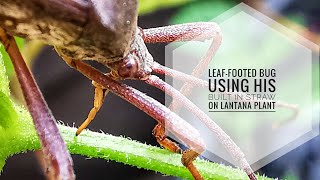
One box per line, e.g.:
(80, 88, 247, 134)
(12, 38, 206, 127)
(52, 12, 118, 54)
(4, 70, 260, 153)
(0, 0, 257, 179)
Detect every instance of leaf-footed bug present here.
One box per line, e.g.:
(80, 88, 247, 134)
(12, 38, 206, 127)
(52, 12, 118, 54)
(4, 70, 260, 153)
(0, 0, 265, 179)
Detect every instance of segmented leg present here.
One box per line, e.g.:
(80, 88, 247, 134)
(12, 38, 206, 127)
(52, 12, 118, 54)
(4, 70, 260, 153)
(76, 81, 109, 136)
(142, 23, 256, 179)
(142, 22, 222, 113)
(182, 150, 203, 180)
(145, 75, 257, 179)
(0, 28, 75, 179)
(153, 123, 181, 153)
(152, 62, 299, 124)
(145, 23, 298, 130)
(57, 55, 207, 179)
(142, 22, 221, 43)
(152, 62, 208, 87)
(153, 123, 203, 180)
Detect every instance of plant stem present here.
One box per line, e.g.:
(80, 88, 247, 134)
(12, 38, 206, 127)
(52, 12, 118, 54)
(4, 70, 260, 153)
(60, 126, 249, 180)
(3, 108, 271, 180)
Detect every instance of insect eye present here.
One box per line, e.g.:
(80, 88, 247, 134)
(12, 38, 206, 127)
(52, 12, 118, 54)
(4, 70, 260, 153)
(118, 57, 138, 78)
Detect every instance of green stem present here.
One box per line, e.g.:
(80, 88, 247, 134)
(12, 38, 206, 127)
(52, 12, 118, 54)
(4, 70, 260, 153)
(61, 126, 245, 180)
(1, 107, 271, 180)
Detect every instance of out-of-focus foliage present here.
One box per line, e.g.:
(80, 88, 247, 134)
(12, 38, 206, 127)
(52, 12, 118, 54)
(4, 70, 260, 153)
(170, 0, 238, 24)
(286, 14, 306, 26)
(139, 0, 194, 15)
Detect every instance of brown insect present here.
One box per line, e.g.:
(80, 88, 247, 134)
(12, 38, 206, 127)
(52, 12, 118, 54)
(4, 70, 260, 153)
(0, 0, 257, 179)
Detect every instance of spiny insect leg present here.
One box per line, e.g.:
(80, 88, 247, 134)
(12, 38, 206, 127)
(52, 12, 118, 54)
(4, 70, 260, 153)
(76, 81, 109, 136)
(182, 150, 203, 180)
(58, 56, 207, 179)
(153, 123, 203, 180)
(153, 123, 181, 153)
(145, 75, 257, 180)
(152, 63, 299, 130)
(152, 62, 208, 87)
(0, 27, 75, 180)
(142, 22, 222, 113)
(143, 23, 258, 180)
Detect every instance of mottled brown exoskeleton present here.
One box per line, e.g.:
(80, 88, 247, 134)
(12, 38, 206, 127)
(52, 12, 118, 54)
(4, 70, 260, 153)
(0, 0, 257, 179)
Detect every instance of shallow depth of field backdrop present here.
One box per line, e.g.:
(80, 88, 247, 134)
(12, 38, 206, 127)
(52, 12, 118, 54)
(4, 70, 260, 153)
(1, 0, 319, 179)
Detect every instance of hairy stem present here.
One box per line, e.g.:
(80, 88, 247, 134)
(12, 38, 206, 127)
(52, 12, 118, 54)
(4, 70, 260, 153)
(4, 112, 271, 180)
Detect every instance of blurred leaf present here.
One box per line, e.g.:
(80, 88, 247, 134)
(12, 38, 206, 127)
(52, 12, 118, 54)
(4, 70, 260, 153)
(286, 13, 306, 26)
(139, 0, 194, 15)
(170, 0, 238, 24)
(283, 171, 299, 180)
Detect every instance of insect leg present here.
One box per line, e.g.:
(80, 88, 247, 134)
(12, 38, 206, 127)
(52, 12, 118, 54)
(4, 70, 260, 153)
(145, 75, 257, 180)
(182, 150, 203, 180)
(75, 81, 109, 136)
(142, 22, 222, 113)
(142, 23, 258, 179)
(153, 123, 181, 153)
(152, 62, 208, 87)
(0, 28, 75, 179)
(151, 63, 299, 128)
(144, 22, 298, 125)
(153, 123, 204, 179)
(142, 22, 221, 43)
(58, 56, 207, 179)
